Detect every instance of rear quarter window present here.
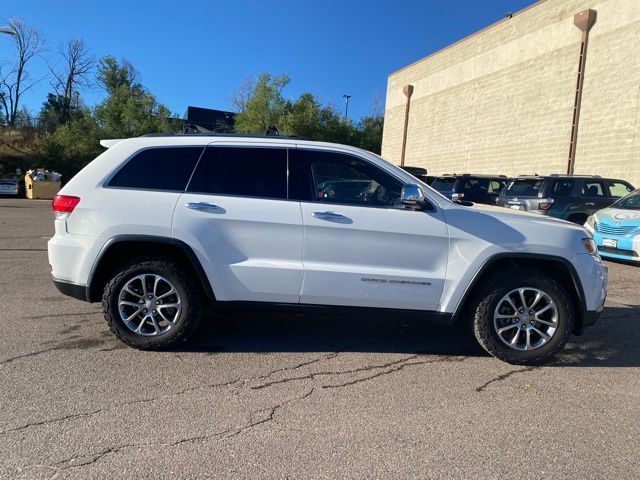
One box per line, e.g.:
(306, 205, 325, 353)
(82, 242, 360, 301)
(505, 179, 543, 196)
(108, 147, 205, 191)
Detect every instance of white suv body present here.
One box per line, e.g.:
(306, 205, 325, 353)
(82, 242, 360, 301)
(48, 134, 608, 364)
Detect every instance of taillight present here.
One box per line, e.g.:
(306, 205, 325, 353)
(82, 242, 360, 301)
(52, 195, 80, 220)
(538, 198, 554, 211)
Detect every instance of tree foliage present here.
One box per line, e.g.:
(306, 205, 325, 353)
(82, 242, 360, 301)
(233, 72, 384, 153)
(93, 56, 176, 138)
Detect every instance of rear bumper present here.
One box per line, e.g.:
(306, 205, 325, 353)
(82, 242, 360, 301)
(53, 277, 89, 302)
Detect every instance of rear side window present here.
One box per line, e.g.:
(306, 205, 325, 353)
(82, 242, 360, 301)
(581, 181, 605, 198)
(187, 147, 287, 199)
(550, 179, 574, 196)
(108, 147, 204, 191)
(505, 179, 543, 196)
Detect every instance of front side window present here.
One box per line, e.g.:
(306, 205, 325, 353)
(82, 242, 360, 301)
(108, 147, 204, 191)
(187, 147, 287, 199)
(460, 178, 490, 195)
(489, 180, 507, 193)
(431, 177, 456, 193)
(298, 149, 402, 207)
(608, 181, 633, 198)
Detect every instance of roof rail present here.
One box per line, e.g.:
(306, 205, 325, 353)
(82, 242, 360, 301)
(139, 131, 313, 141)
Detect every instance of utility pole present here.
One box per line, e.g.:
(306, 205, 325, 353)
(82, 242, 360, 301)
(343, 94, 351, 119)
(567, 9, 597, 175)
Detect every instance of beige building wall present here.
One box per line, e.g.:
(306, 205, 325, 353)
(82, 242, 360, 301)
(382, 0, 640, 188)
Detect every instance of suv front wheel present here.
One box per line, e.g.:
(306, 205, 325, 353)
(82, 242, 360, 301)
(102, 256, 202, 350)
(471, 268, 575, 364)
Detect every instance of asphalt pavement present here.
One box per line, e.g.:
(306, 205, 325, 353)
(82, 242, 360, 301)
(1, 198, 639, 479)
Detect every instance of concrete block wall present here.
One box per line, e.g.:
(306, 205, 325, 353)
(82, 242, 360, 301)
(382, 0, 640, 187)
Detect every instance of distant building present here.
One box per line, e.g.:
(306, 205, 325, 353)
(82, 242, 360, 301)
(382, 0, 640, 187)
(183, 106, 235, 132)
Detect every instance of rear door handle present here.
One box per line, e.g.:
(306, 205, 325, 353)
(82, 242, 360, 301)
(585, 202, 596, 207)
(312, 211, 345, 220)
(186, 201, 220, 211)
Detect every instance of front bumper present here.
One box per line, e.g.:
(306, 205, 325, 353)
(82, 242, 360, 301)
(593, 231, 640, 262)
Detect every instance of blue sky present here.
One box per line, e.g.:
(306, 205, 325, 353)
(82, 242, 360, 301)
(3, 0, 533, 121)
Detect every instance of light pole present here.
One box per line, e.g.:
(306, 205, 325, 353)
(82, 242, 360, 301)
(343, 94, 351, 119)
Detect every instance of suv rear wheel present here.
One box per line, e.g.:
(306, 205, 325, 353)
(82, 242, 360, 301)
(102, 256, 202, 350)
(470, 268, 575, 364)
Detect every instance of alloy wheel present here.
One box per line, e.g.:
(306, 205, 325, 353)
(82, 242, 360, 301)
(118, 274, 182, 336)
(493, 287, 558, 351)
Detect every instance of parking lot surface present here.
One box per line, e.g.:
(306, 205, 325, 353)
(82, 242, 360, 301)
(1, 198, 639, 479)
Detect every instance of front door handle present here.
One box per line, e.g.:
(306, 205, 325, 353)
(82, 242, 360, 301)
(186, 201, 220, 211)
(585, 202, 596, 207)
(312, 211, 345, 220)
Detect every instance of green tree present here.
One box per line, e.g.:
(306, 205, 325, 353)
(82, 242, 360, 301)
(94, 56, 176, 138)
(37, 110, 102, 178)
(356, 113, 384, 154)
(233, 73, 291, 133)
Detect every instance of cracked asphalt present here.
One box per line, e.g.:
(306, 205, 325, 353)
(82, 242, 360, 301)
(1, 198, 640, 479)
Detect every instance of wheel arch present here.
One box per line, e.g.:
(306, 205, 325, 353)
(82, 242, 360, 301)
(87, 235, 216, 304)
(451, 253, 587, 334)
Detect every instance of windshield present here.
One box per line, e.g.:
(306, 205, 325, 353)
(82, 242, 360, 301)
(505, 179, 543, 197)
(431, 177, 456, 192)
(612, 190, 640, 210)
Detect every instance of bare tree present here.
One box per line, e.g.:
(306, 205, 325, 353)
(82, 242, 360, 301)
(48, 38, 95, 122)
(229, 75, 255, 113)
(369, 91, 384, 118)
(0, 19, 46, 126)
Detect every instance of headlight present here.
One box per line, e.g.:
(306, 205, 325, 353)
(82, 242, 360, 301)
(585, 215, 596, 231)
(582, 237, 597, 255)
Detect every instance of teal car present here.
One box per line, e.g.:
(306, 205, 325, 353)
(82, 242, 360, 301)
(585, 188, 640, 263)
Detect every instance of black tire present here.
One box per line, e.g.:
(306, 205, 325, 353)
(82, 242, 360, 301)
(470, 267, 575, 365)
(102, 256, 202, 350)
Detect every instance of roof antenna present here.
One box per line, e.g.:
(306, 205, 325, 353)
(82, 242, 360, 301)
(265, 126, 280, 136)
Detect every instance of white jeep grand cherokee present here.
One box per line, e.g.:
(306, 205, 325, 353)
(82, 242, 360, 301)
(48, 134, 608, 364)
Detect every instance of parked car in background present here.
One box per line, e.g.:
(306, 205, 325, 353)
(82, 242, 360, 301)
(585, 188, 640, 263)
(496, 175, 635, 224)
(400, 166, 433, 184)
(0, 178, 22, 197)
(430, 174, 509, 204)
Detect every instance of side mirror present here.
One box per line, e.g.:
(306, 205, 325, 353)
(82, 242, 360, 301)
(401, 183, 429, 210)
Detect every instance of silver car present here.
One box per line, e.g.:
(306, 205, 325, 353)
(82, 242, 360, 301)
(0, 179, 20, 196)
